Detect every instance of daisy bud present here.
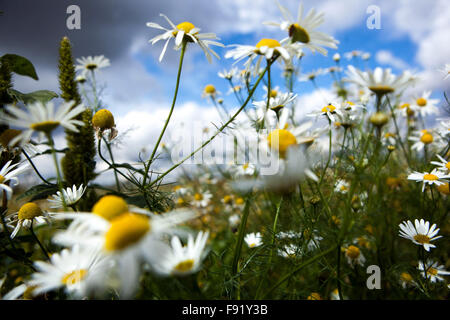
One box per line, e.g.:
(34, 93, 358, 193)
(369, 112, 389, 127)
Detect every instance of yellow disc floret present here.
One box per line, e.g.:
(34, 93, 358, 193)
(321, 104, 336, 113)
(423, 173, 438, 181)
(30, 121, 60, 133)
(174, 259, 195, 273)
(420, 133, 433, 144)
(104, 213, 151, 252)
(345, 245, 361, 259)
(289, 23, 310, 43)
(18, 202, 43, 220)
(416, 97, 427, 107)
(267, 129, 297, 156)
(62, 269, 88, 286)
(176, 22, 195, 33)
(413, 234, 431, 244)
(92, 195, 129, 221)
(92, 109, 115, 130)
(256, 38, 281, 49)
(204, 84, 216, 95)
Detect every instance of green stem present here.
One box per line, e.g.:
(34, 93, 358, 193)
(30, 221, 50, 261)
(143, 41, 187, 188)
(103, 137, 121, 192)
(46, 132, 67, 211)
(22, 150, 53, 185)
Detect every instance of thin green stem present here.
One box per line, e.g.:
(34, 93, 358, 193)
(103, 137, 121, 192)
(46, 132, 67, 211)
(30, 221, 50, 261)
(22, 150, 53, 185)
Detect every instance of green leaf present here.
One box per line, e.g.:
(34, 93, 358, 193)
(1, 54, 38, 80)
(8, 88, 58, 104)
(17, 183, 59, 201)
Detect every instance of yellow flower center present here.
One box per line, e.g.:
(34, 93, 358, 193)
(174, 259, 194, 272)
(270, 89, 278, 98)
(61, 269, 88, 286)
(307, 292, 321, 300)
(321, 104, 336, 113)
(0, 129, 22, 148)
(289, 23, 310, 43)
(0, 175, 5, 184)
(256, 38, 281, 49)
(18, 203, 43, 220)
(30, 120, 60, 133)
(243, 163, 249, 170)
(204, 84, 216, 94)
(400, 272, 413, 282)
(176, 22, 195, 33)
(423, 173, 438, 181)
(413, 234, 431, 244)
(223, 195, 233, 204)
(267, 129, 298, 156)
(427, 267, 438, 276)
(104, 213, 151, 252)
(437, 182, 450, 195)
(416, 97, 427, 107)
(345, 245, 361, 259)
(92, 109, 115, 130)
(340, 185, 348, 191)
(92, 195, 129, 221)
(368, 85, 394, 95)
(399, 103, 410, 109)
(194, 193, 203, 201)
(235, 197, 244, 205)
(420, 133, 433, 144)
(445, 162, 450, 170)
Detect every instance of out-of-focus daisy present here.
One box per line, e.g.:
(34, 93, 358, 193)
(409, 91, 439, 117)
(276, 231, 302, 239)
(439, 63, 450, 80)
(53, 204, 197, 298)
(278, 243, 299, 258)
(417, 260, 450, 283)
(28, 245, 110, 298)
(399, 272, 417, 289)
(253, 92, 297, 114)
(436, 118, 450, 137)
(298, 68, 327, 82)
(361, 52, 371, 60)
(146, 14, 224, 63)
(244, 232, 263, 248)
(345, 66, 412, 96)
(333, 53, 341, 62)
(344, 245, 365, 268)
(191, 191, 212, 208)
(0, 160, 29, 200)
(48, 184, 87, 209)
(218, 67, 239, 80)
(264, 1, 338, 55)
(381, 132, 397, 148)
(0, 100, 85, 146)
(408, 129, 436, 152)
(307, 102, 344, 122)
(407, 169, 450, 192)
(234, 163, 256, 177)
(75, 55, 110, 77)
(399, 219, 442, 251)
(151, 231, 209, 276)
(334, 179, 350, 194)
(431, 154, 450, 172)
(228, 214, 241, 230)
(225, 38, 290, 71)
(302, 229, 323, 252)
(201, 84, 220, 99)
(8, 202, 51, 239)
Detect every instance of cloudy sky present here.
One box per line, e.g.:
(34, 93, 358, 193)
(1, 0, 449, 184)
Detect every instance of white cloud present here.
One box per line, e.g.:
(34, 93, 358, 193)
(375, 50, 409, 70)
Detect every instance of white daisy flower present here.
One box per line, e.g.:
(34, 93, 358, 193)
(52, 201, 197, 298)
(151, 231, 209, 276)
(408, 129, 436, 152)
(430, 154, 450, 172)
(264, 1, 339, 55)
(344, 50, 364, 60)
(381, 132, 397, 147)
(439, 63, 450, 80)
(218, 67, 239, 80)
(276, 231, 302, 239)
(234, 163, 256, 177)
(361, 52, 371, 60)
(0, 160, 29, 200)
(345, 65, 412, 96)
(201, 84, 220, 99)
(307, 102, 344, 122)
(399, 219, 442, 251)
(0, 100, 85, 147)
(7, 202, 51, 239)
(399, 272, 417, 289)
(407, 168, 450, 192)
(225, 38, 290, 71)
(409, 91, 440, 117)
(48, 184, 87, 209)
(146, 14, 224, 63)
(29, 245, 111, 298)
(298, 68, 327, 82)
(228, 214, 241, 229)
(344, 245, 365, 268)
(278, 243, 300, 258)
(417, 260, 450, 283)
(334, 179, 350, 194)
(253, 92, 297, 114)
(191, 191, 212, 208)
(244, 232, 263, 248)
(75, 55, 110, 77)
(333, 53, 341, 62)
(436, 118, 450, 137)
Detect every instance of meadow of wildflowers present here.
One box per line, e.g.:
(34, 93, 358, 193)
(0, 1, 449, 301)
